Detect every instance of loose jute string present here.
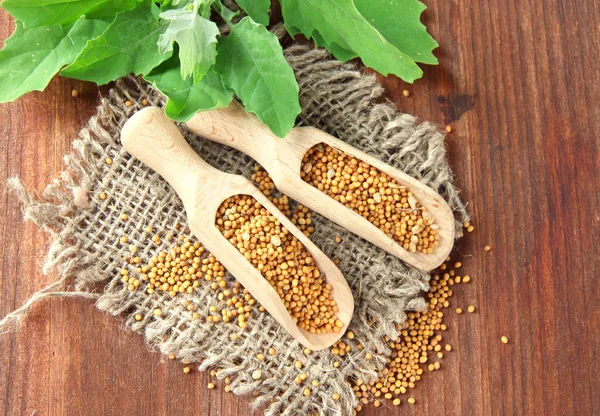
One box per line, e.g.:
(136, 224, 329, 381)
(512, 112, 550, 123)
(1, 39, 467, 415)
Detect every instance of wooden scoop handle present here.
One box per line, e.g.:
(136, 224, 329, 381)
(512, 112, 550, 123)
(184, 101, 281, 168)
(121, 107, 221, 207)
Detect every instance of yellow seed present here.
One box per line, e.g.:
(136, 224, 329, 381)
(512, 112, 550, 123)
(99, 192, 107, 200)
(408, 397, 416, 404)
(312, 380, 319, 387)
(346, 331, 355, 340)
(484, 245, 491, 251)
(434, 362, 441, 370)
(335, 236, 341, 243)
(106, 157, 113, 165)
(304, 348, 312, 355)
(332, 393, 340, 400)
(120, 236, 128, 243)
(463, 275, 471, 283)
(295, 361, 303, 369)
(393, 398, 401, 406)
(365, 352, 372, 360)
(129, 245, 137, 253)
(468, 305, 475, 313)
(374, 400, 381, 407)
(445, 344, 452, 352)
(437, 352, 444, 359)
(125, 100, 133, 107)
(454, 261, 462, 268)
(252, 370, 262, 380)
(402, 89, 410, 97)
(168, 354, 175, 360)
(501, 336, 509, 344)
(207, 382, 215, 389)
(146, 226, 153, 233)
(456, 307, 463, 314)
(120, 213, 128, 221)
(445, 125, 452, 133)
(183, 367, 191, 374)
(269, 348, 276, 356)
(154, 308, 162, 317)
(304, 388, 311, 397)
(134, 314, 142, 321)
(71, 89, 79, 97)
(467, 225, 475, 232)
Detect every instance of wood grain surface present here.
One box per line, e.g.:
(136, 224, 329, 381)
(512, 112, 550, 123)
(1, 1, 599, 415)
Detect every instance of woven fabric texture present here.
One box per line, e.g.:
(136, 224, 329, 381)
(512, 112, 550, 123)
(3, 44, 467, 415)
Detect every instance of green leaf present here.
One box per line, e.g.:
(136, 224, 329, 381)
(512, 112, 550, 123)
(353, 0, 438, 65)
(1, 0, 140, 28)
(235, 0, 270, 26)
(61, 5, 171, 85)
(311, 32, 357, 62)
(281, 0, 423, 83)
(158, 6, 220, 82)
(0, 18, 110, 103)
(144, 54, 233, 121)
(215, 17, 300, 138)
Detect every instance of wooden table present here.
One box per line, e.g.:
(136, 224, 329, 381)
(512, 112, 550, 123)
(1, 2, 598, 415)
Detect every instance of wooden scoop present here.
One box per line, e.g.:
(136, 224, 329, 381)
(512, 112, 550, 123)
(185, 101, 455, 271)
(121, 107, 354, 351)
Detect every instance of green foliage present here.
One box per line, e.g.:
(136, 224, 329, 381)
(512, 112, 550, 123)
(158, 3, 220, 81)
(235, 0, 270, 26)
(0, 0, 439, 137)
(61, 5, 171, 84)
(353, 0, 438, 65)
(1, 0, 140, 28)
(0, 18, 109, 103)
(281, 0, 422, 82)
(144, 54, 232, 121)
(215, 17, 300, 138)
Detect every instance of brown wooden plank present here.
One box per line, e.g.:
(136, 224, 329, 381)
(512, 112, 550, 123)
(1, 1, 599, 415)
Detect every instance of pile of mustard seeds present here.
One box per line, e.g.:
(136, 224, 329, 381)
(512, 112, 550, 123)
(300, 144, 439, 254)
(216, 194, 341, 333)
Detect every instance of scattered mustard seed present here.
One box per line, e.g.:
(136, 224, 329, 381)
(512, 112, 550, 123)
(125, 100, 133, 107)
(207, 382, 215, 389)
(71, 89, 79, 97)
(106, 157, 113, 165)
(408, 397, 416, 404)
(501, 336, 509, 344)
(445, 125, 452, 133)
(456, 307, 463, 314)
(468, 305, 476, 313)
(402, 89, 410, 97)
(332, 393, 340, 400)
(183, 366, 191, 374)
(484, 245, 491, 252)
(99, 192, 107, 200)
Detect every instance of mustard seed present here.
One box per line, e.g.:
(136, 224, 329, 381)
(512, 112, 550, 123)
(468, 305, 475, 313)
(125, 100, 133, 107)
(484, 245, 491, 251)
(71, 89, 78, 97)
(207, 382, 215, 389)
(332, 393, 340, 400)
(393, 398, 401, 406)
(300, 144, 439, 254)
(216, 194, 339, 333)
(445, 125, 452, 133)
(456, 307, 463, 314)
(183, 366, 191, 374)
(408, 397, 416, 404)
(402, 89, 410, 97)
(501, 336, 509, 344)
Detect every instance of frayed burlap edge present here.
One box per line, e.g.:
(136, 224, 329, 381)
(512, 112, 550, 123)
(2, 43, 468, 415)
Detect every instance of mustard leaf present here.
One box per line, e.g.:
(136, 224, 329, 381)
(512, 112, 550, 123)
(158, 6, 220, 82)
(353, 0, 438, 65)
(235, 0, 270, 26)
(281, 0, 423, 83)
(61, 5, 171, 85)
(0, 18, 109, 103)
(215, 17, 300, 138)
(2, 0, 140, 28)
(144, 54, 233, 122)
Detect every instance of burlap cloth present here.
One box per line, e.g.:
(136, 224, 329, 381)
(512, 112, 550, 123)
(2, 42, 468, 415)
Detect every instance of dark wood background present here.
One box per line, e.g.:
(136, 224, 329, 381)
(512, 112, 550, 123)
(1, 1, 599, 414)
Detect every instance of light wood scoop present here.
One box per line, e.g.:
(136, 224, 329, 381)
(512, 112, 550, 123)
(121, 107, 354, 351)
(185, 101, 455, 271)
